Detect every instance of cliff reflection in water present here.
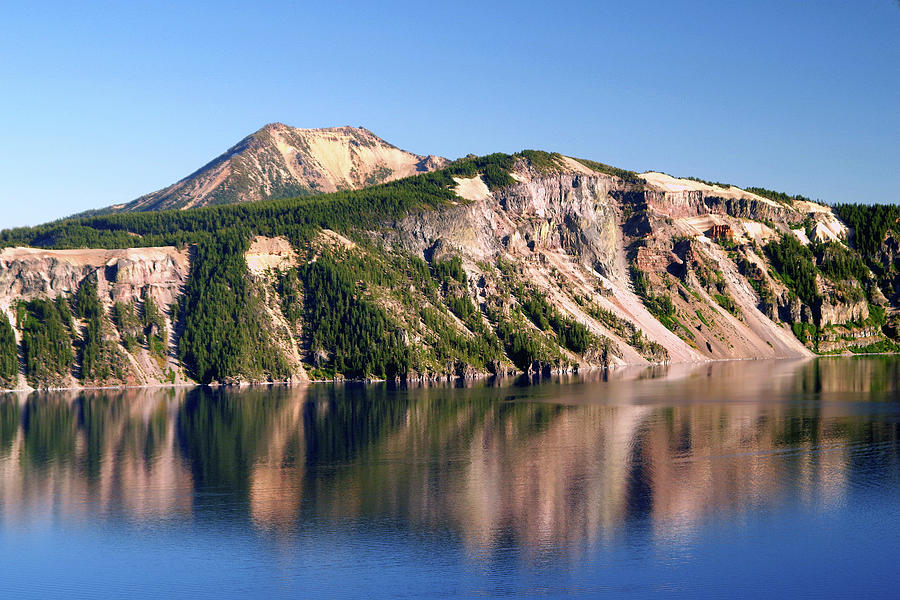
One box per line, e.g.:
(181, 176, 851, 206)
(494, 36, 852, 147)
(1, 358, 899, 556)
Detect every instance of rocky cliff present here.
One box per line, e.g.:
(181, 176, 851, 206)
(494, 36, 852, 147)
(391, 162, 814, 366)
(0, 149, 893, 391)
(0, 246, 191, 389)
(0, 246, 188, 308)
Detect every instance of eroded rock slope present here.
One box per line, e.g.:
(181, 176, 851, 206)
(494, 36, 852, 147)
(113, 124, 447, 212)
(1, 150, 892, 390)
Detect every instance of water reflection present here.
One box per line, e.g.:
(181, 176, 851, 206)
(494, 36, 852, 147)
(1, 358, 899, 558)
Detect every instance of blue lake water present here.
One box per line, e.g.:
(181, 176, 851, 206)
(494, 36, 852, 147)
(1, 357, 899, 598)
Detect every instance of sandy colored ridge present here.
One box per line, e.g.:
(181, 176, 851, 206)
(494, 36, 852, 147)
(640, 172, 780, 205)
(245, 236, 297, 275)
(453, 175, 492, 202)
(0, 245, 189, 268)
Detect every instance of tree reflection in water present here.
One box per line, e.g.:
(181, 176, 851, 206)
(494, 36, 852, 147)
(1, 357, 899, 558)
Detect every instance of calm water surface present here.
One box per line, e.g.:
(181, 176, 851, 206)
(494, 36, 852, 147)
(1, 358, 899, 598)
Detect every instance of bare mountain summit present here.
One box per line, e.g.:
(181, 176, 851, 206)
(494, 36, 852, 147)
(113, 123, 448, 212)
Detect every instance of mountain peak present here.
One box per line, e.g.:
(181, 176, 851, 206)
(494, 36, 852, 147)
(254, 121, 289, 135)
(118, 123, 448, 212)
(253, 122, 380, 139)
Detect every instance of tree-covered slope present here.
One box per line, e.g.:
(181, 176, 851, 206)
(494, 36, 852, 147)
(0, 150, 897, 389)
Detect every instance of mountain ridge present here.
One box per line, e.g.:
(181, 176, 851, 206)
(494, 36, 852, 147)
(106, 122, 448, 213)
(1, 147, 898, 390)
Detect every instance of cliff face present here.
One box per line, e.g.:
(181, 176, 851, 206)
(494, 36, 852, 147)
(113, 124, 448, 212)
(398, 172, 619, 272)
(0, 246, 191, 389)
(391, 158, 888, 365)
(0, 246, 188, 308)
(392, 166, 816, 366)
(0, 154, 890, 390)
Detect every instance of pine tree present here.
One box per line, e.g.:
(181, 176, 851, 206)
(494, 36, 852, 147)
(0, 314, 18, 383)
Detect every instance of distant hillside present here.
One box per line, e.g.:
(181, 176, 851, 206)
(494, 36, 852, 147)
(1, 149, 898, 390)
(110, 123, 448, 212)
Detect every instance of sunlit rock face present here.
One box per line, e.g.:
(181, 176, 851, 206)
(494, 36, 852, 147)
(0, 246, 192, 389)
(392, 165, 824, 366)
(397, 172, 619, 275)
(116, 124, 448, 212)
(0, 246, 189, 310)
(0, 159, 880, 390)
(0, 238, 311, 390)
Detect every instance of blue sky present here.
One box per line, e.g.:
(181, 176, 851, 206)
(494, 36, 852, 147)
(1, 0, 898, 228)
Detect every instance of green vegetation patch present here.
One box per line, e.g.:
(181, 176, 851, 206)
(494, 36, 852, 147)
(514, 286, 593, 355)
(298, 255, 411, 380)
(490, 308, 565, 372)
(745, 187, 813, 206)
(444, 153, 517, 191)
(573, 294, 669, 362)
(17, 297, 74, 387)
(713, 293, 740, 317)
(111, 301, 143, 351)
(516, 150, 566, 173)
(764, 235, 821, 307)
(572, 157, 645, 187)
(816, 241, 870, 284)
(142, 295, 167, 361)
(178, 232, 291, 384)
(0, 315, 18, 385)
(73, 279, 123, 383)
(832, 203, 900, 266)
(431, 255, 467, 285)
(849, 339, 900, 354)
(630, 267, 678, 331)
(685, 176, 732, 188)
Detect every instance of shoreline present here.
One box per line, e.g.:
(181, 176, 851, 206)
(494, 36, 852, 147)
(0, 353, 863, 394)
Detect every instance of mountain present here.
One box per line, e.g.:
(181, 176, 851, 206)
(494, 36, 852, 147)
(0, 149, 897, 390)
(110, 123, 448, 212)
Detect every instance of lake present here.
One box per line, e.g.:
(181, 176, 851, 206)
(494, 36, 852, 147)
(1, 358, 899, 598)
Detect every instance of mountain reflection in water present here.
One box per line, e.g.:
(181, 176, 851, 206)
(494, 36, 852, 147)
(1, 358, 899, 597)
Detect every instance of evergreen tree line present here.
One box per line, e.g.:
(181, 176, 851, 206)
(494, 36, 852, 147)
(571, 294, 669, 362)
(745, 187, 813, 206)
(516, 285, 593, 354)
(764, 235, 822, 307)
(629, 266, 678, 331)
(492, 261, 597, 367)
(832, 204, 900, 266)
(427, 255, 504, 372)
(17, 297, 75, 386)
(0, 315, 17, 384)
(298, 255, 410, 379)
(74, 279, 110, 381)
(178, 230, 289, 384)
(142, 295, 167, 359)
(0, 153, 528, 253)
(111, 301, 143, 351)
(764, 235, 872, 309)
(492, 314, 550, 370)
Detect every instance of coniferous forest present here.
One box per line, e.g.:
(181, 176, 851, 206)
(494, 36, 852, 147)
(1, 151, 899, 387)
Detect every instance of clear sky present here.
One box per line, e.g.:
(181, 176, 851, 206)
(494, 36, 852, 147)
(2, 0, 899, 228)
